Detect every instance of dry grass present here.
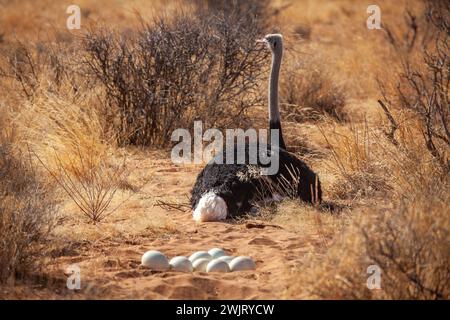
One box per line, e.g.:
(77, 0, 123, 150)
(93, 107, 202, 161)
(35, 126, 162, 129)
(0, 109, 58, 284)
(284, 85, 449, 300)
(11, 93, 134, 224)
(280, 53, 346, 121)
(0, 0, 447, 299)
(286, 175, 449, 299)
(260, 199, 350, 240)
(35, 144, 129, 224)
(318, 119, 392, 201)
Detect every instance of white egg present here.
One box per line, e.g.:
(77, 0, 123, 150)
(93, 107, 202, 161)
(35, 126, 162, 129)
(208, 248, 226, 259)
(169, 256, 193, 272)
(188, 251, 212, 262)
(192, 258, 210, 272)
(206, 259, 230, 273)
(229, 256, 256, 271)
(141, 250, 169, 271)
(217, 256, 234, 264)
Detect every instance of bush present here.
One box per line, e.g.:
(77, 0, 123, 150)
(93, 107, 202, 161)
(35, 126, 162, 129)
(280, 56, 346, 122)
(0, 111, 57, 283)
(35, 142, 129, 224)
(288, 176, 449, 299)
(1, 3, 272, 148)
(379, 0, 449, 170)
(83, 9, 269, 147)
(0, 41, 77, 101)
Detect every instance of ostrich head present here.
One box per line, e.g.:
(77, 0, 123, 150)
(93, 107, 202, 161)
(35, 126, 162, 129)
(257, 34, 283, 54)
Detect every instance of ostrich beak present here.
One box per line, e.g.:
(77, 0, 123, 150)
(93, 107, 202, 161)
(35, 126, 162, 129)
(256, 38, 267, 44)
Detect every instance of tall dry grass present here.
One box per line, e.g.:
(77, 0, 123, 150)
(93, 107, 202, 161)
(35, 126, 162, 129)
(284, 36, 449, 300)
(282, 103, 449, 298)
(14, 93, 132, 224)
(0, 108, 58, 284)
(319, 119, 392, 201)
(280, 53, 346, 121)
(0, 0, 447, 299)
(286, 173, 449, 299)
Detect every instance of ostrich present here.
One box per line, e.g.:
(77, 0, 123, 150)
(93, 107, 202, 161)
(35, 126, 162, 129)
(190, 34, 322, 222)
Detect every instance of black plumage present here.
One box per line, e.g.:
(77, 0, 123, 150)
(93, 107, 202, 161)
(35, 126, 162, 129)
(190, 143, 322, 218)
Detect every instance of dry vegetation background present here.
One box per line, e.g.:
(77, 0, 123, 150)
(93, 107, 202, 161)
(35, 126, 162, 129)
(0, 0, 448, 299)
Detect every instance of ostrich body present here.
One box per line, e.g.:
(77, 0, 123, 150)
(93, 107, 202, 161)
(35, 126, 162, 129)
(190, 34, 322, 222)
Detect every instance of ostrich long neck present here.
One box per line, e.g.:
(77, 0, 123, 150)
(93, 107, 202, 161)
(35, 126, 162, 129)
(269, 47, 286, 150)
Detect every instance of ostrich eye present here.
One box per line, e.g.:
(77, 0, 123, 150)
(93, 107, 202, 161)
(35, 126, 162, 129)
(273, 41, 277, 48)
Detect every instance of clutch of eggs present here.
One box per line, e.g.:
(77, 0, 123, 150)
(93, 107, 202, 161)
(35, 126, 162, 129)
(141, 248, 255, 273)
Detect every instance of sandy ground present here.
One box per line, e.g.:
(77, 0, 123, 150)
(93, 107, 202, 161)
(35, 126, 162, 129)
(1, 151, 326, 300)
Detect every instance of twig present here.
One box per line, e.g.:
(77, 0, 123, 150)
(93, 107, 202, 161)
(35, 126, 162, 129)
(245, 222, 283, 229)
(154, 199, 191, 212)
(377, 100, 399, 146)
